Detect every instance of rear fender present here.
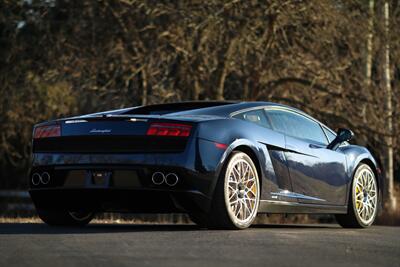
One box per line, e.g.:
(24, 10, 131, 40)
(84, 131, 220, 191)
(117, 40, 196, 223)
(207, 139, 271, 201)
(196, 119, 286, 202)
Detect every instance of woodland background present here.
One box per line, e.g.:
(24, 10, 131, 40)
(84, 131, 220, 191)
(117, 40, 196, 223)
(0, 0, 399, 207)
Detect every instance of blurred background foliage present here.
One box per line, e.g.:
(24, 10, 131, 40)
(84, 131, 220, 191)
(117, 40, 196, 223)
(0, 0, 399, 196)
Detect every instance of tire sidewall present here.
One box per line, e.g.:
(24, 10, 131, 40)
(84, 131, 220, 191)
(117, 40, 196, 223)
(36, 208, 94, 226)
(223, 152, 260, 229)
(351, 164, 378, 227)
(68, 211, 94, 223)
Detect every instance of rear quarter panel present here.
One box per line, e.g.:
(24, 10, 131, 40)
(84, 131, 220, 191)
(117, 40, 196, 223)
(196, 118, 287, 201)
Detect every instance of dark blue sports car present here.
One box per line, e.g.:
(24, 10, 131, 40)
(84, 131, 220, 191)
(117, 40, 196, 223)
(29, 101, 382, 229)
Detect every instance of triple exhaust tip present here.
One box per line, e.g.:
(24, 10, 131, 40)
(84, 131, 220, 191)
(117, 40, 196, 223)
(31, 172, 50, 185)
(151, 172, 179, 186)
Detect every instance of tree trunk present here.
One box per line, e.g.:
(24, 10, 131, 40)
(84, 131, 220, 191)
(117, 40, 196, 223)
(216, 38, 238, 100)
(141, 68, 148, 106)
(363, 0, 374, 124)
(366, 0, 374, 87)
(243, 80, 249, 100)
(383, 1, 396, 209)
(193, 78, 200, 100)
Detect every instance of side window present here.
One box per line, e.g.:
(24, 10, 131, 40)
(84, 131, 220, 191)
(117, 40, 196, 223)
(233, 109, 272, 129)
(265, 109, 328, 144)
(322, 126, 336, 142)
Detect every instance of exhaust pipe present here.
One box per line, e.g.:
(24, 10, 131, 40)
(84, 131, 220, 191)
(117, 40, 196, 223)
(31, 172, 51, 186)
(41, 172, 51, 185)
(151, 172, 165, 185)
(31, 173, 41, 186)
(165, 173, 179, 187)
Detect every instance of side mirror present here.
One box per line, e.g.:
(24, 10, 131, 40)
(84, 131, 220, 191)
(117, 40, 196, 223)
(327, 128, 354, 150)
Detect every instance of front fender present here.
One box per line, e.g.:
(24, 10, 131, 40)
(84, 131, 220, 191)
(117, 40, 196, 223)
(340, 145, 383, 209)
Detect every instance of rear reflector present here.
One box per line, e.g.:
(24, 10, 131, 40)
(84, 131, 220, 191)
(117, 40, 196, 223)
(214, 142, 228, 150)
(33, 124, 61, 139)
(147, 123, 192, 137)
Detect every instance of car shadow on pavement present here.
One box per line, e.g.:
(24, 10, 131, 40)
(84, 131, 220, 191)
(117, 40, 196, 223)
(0, 222, 340, 235)
(251, 223, 340, 229)
(0, 223, 200, 235)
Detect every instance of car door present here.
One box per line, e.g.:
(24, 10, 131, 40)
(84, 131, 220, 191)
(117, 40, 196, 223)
(265, 108, 348, 205)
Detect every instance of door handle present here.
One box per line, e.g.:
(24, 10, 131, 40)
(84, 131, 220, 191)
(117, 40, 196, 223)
(309, 144, 323, 149)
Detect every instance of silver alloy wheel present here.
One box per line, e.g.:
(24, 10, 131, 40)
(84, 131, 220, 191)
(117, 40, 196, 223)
(224, 153, 260, 228)
(69, 211, 93, 222)
(353, 167, 377, 226)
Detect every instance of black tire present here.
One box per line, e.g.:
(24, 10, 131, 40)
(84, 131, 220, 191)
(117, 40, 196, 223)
(335, 164, 378, 228)
(188, 212, 208, 228)
(192, 151, 260, 230)
(37, 208, 94, 227)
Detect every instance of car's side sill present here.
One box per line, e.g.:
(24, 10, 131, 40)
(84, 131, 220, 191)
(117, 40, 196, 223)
(258, 200, 347, 214)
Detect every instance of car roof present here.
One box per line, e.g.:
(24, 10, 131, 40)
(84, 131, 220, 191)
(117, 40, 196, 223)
(165, 101, 303, 117)
(124, 101, 238, 115)
(164, 101, 335, 134)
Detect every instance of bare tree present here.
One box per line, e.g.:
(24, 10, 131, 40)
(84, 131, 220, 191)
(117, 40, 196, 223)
(383, 0, 396, 209)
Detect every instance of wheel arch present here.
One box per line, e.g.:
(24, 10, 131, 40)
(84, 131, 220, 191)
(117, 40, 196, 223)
(209, 139, 266, 202)
(233, 145, 263, 188)
(349, 157, 383, 212)
(359, 158, 380, 191)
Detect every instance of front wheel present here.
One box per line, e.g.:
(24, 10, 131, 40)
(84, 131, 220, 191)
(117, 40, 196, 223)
(37, 208, 94, 227)
(335, 164, 378, 228)
(200, 151, 260, 230)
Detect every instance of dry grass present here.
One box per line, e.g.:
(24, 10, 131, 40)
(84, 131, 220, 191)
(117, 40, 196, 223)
(376, 184, 400, 226)
(0, 217, 41, 224)
(0, 214, 193, 225)
(0, 212, 396, 226)
(0, 217, 187, 225)
(0, 213, 326, 225)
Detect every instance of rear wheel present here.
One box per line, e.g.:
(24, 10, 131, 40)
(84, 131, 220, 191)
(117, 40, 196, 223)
(191, 151, 260, 229)
(335, 164, 378, 228)
(37, 208, 94, 226)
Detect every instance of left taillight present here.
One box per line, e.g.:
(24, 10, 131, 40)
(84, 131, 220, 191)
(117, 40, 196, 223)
(146, 123, 192, 137)
(33, 124, 61, 139)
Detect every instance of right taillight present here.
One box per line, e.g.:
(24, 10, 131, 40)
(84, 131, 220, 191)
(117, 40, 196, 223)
(33, 124, 61, 139)
(146, 123, 192, 137)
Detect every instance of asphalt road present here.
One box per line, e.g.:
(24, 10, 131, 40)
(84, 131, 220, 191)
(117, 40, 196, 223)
(0, 223, 399, 267)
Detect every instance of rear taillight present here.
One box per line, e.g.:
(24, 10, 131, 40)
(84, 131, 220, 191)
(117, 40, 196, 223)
(33, 124, 61, 139)
(147, 123, 192, 137)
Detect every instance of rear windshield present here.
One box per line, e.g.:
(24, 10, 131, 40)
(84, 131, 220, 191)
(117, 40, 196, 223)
(124, 102, 235, 115)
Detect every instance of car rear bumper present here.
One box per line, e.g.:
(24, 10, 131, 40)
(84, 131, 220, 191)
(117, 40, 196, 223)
(29, 187, 211, 213)
(29, 163, 214, 213)
(29, 138, 229, 213)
